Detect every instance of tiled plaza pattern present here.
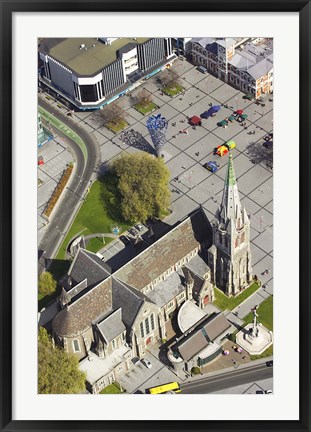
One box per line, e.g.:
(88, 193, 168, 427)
(40, 57, 273, 306)
(39, 59, 273, 390)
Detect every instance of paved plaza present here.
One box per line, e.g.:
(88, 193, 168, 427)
(39, 57, 273, 309)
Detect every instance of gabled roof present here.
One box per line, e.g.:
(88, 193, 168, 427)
(68, 248, 111, 288)
(172, 312, 230, 361)
(52, 277, 112, 337)
(111, 278, 146, 328)
(115, 208, 212, 291)
(203, 313, 231, 341)
(97, 308, 126, 343)
(185, 254, 210, 278)
(146, 271, 185, 307)
(247, 58, 273, 80)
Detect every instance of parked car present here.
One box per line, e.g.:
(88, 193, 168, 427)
(265, 390, 273, 394)
(119, 235, 130, 245)
(203, 161, 219, 173)
(135, 223, 144, 232)
(256, 390, 264, 394)
(197, 65, 208, 74)
(266, 360, 273, 367)
(141, 358, 152, 369)
(128, 228, 138, 237)
(132, 357, 141, 365)
(243, 93, 254, 101)
(263, 140, 273, 149)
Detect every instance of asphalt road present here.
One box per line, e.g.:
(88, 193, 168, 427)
(38, 97, 100, 271)
(181, 364, 273, 394)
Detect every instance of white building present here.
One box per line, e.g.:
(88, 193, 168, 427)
(39, 37, 174, 109)
(191, 37, 273, 99)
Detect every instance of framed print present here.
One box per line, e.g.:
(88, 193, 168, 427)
(1, 1, 310, 431)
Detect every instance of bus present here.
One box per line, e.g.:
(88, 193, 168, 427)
(147, 382, 181, 394)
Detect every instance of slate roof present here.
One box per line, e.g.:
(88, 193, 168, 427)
(172, 312, 230, 361)
(192, 37, 218, 55)
(178, 331, 208, 361)
(112, 278, 147, 328)
(115, 208, 211, 291)
(215, 38, 236, 49)
(185, 254, 210, 278)
(66, 279, 88, 302)
(68, 248, 111, 288)
(146, 271, 185, 307)
(97, 308, 126, 343)
(203, 313, 231, 341)
(247, 58, 273, 80)
(229, 52, 256, 70)
(52, 277, 112, 337)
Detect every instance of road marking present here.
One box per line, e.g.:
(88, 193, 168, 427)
(38, 106, 88, 160)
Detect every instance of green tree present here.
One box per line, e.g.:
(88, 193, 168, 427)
(38, 327, 86, 394)
(111, 153, 170, 223)
(38, 271, 57, 296)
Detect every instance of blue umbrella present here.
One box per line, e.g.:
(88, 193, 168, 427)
(210, 105, 221, 113)
(200, 111, 210, 119)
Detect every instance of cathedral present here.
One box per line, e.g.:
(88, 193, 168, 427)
(208, 153, 252, 296)
(50, 153, 253, 393)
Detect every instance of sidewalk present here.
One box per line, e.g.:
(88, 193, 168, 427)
(185, 355, 273, 384)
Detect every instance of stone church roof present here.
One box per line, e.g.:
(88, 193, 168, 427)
(52, 277, 112, 337)
(68, 248, 112, 288)
(97, 308, 126, 343)
(115, 208, 211, 291)
(111, 278, 147, 328)
(146, 271, 184, 307)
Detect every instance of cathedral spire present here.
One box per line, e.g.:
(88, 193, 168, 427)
(219, 153, 242, 224)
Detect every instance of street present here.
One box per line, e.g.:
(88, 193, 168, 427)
(181, 363, 273, 394)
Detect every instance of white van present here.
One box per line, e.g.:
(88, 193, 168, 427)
(197, 65, 208, 74)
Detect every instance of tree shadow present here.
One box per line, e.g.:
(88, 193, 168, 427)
(246, 141, 273, 168)
(46, 259, 71, 282)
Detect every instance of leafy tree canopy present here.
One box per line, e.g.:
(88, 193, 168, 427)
(38, 327, 86, 394)
(111, 153, 171, 223)
(38, 271, 57, 296)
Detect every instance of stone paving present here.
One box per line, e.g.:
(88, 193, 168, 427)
(38, 135, 73, 243)
(39, 56, 273, 321)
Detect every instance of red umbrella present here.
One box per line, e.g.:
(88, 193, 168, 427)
(236, 109, 244, 115)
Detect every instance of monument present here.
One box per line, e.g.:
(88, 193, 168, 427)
(236, 305, 273, 355)
(146, 114, 168, 157)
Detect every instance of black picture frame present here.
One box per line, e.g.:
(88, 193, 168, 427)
(1, 1, 310, 431)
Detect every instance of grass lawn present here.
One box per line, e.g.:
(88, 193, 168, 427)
(106, 119, 128, 134)
(55, 176, 130, 261)
(100, 382, 124, 394)
(162, 82, 184, 97)
(134, 100, 158, 115)
(38, 283, 63, 311)
(250, 344, 273, 360)
(243, 295, 273, 330)
(213, 282, 260, 311)
(86, 236, 111, 253)
(41, 175, 130, 308)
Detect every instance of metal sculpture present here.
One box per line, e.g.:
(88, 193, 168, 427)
(146, 114, 168, 157)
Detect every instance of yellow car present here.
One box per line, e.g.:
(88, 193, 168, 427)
(215, 140, 236, 156)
